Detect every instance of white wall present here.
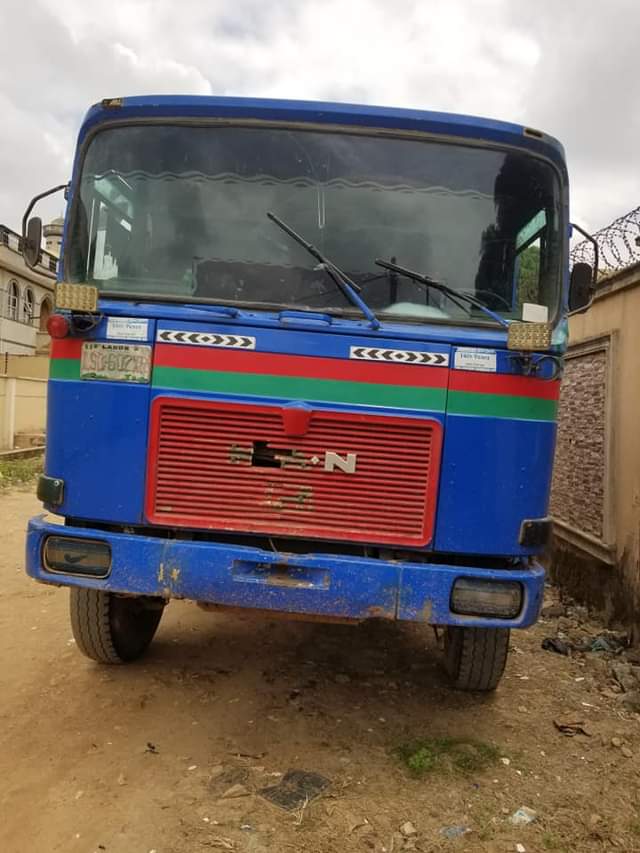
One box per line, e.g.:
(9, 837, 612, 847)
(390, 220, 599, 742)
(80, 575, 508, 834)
(0, 375, 47, 449)
(0, 317, 37, 354)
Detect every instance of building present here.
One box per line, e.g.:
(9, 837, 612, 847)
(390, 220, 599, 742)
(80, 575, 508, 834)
(43, 216, 64, 258)
(550, 206, 640, 639)
(0, 222, 59, 355)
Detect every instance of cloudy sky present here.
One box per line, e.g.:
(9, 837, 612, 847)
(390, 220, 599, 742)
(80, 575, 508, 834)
(1, 0, 638, 234)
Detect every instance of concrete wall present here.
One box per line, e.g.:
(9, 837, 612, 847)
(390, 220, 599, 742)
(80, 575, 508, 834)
(0, 376, 47, 450)
(2, 354, 50, 379)
(550, 261, 640, 633)
(0, 316, 37, 355)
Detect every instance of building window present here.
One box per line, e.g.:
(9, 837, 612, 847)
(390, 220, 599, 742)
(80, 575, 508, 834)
(24, 287, 34, 323)
(8, 280, 19, 320)
(39, 297, 52, 331)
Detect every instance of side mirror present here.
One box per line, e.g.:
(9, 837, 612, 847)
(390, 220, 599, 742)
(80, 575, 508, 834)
(569, 262, 593, 312)
(569, 223, 599, 314)
(21, 182, 69, 278)
(23, 217, 42, 269)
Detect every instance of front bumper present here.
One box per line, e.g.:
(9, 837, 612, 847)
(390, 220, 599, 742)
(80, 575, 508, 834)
(26, 515, 544, 628)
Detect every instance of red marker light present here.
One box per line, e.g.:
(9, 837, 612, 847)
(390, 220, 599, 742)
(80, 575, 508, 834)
(47, 314, 70, 339)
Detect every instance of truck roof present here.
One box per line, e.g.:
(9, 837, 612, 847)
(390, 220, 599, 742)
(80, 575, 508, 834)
(78, 95, 566, 170)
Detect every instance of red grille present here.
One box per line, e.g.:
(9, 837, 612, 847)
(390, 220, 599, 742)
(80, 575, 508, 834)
(146, 398, 443, 546)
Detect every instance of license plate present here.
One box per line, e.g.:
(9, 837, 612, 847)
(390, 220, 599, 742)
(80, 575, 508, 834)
(80, 342, 152, 383)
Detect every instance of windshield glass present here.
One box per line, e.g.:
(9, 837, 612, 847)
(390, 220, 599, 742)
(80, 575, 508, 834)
(66, 124, 563, 324)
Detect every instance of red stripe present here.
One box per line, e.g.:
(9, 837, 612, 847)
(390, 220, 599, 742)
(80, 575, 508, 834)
(50, 338, 83, 360)
(153, 344, 450, 389)
(450, 371, 560, 400)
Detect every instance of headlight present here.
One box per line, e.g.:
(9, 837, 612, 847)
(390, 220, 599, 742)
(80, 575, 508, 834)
(43, 536, 111, 578)
(451, 578, 522, 619)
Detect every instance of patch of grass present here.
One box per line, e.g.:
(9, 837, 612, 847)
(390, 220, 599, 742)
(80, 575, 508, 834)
(394, 736, 500, 778)
(542, 833, 566, 851)
(0, 456, 42, 490)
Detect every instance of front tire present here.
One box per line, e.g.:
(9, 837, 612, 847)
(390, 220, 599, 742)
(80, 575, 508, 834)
(70, 588, 164, 663)
(444, 626, 510, 691)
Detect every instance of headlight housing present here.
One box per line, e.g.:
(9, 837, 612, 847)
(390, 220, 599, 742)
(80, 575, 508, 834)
(451, 578, 522, 619)
(43, 536, 111, 578)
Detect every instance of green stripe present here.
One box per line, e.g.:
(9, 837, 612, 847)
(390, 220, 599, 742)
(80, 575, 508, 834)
(153, 366, 447, 411)
(50, 358, 81, 380)
(448, 390, 557, 421)
(52, 361, 557, 422)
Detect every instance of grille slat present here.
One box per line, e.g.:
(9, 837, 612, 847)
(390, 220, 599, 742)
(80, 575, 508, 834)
(154, 474, 431, 495)
(146, 399, 442, 546)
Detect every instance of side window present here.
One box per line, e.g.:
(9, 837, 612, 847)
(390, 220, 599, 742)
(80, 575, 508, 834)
(87, 175, 134, 281)
(515, 239, 541, 305)
(8, 280, 20, 320)
(39, 297, 52, 330)
(23, 287, 34, 323)
(514, 211, 545, 315)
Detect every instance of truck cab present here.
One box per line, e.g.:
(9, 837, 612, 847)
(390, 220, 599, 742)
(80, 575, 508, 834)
(25, 96, 570, 690)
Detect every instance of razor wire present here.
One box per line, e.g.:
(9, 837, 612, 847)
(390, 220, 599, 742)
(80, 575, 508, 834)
(570, 204, 640, 276)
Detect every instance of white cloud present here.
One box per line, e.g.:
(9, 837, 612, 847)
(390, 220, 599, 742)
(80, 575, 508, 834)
(0, 0, 637, 234)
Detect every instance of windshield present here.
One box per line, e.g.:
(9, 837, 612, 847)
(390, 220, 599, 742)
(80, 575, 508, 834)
(66, 124, 563, 325)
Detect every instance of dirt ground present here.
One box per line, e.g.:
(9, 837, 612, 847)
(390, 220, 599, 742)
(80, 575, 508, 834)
(1, 489, 640, 853)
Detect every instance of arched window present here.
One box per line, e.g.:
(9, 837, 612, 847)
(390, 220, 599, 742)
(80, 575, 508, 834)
(39, 297, 52, 331)
(8, 280, 19, 320)
(23, 287, 34, 323)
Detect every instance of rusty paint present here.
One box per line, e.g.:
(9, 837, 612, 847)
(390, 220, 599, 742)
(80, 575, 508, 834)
(170, 567, 181, 582)
(278, 448, 309, 469)
(229, 443, 252, 464)
(422, 599, 433, 623)
(157, 563, 165, 583)
(366, 605, 395, 620)
(261, 565, 329, 589)
(262, 484, 314, 513)
(196, 602, 363, 624)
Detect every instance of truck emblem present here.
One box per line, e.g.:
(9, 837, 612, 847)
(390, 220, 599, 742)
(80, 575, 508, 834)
(324, 451, 357, 474)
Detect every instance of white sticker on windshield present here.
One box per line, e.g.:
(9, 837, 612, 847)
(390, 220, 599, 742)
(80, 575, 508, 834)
(522, 302, 549, 323)
(454, 348, 497, 373)
(106, 317, 149, 341)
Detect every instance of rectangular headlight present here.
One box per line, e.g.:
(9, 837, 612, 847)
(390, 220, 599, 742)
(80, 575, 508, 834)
(55, 283, 98, 312)
(43, 536, 111, 578)
(451, 578, 522, 619)
(507, 321, 552, 351)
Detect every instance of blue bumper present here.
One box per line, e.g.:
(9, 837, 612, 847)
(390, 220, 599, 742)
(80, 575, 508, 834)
(26, 515, 544, 628)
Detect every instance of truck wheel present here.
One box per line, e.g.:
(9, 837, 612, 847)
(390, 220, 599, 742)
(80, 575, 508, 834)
(444, 626, 510, 691)
(70, 588, 164, 664)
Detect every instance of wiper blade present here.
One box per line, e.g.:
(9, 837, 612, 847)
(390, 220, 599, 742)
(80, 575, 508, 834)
(268, 211, 380, 330)
(374, 259, 509, 328)
(101, 289, 244, 316)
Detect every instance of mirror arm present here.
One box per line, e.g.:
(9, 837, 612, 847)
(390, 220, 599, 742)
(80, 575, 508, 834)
(21, 183, 69, 276)
(571, 223, 599, 288)
(21, 183, 69, 240)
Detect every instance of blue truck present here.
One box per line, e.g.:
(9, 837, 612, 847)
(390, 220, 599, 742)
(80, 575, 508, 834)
(22, 96, 594, 690)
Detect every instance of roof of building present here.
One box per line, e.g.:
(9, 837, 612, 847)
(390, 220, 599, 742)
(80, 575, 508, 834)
(43, 217, 64, 236)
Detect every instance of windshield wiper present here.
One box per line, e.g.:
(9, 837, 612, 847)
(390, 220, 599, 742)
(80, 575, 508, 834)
(374, 259, 509, 328)
(267, 211, 380, 330)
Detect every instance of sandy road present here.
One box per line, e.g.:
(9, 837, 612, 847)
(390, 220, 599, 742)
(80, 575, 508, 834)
(1, 488, 639, 853)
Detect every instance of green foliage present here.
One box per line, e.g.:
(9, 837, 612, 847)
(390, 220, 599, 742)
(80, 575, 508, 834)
(0, 456, 42, 490)
(395, 736, 500, 778)
(516, 243, 541, 305)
